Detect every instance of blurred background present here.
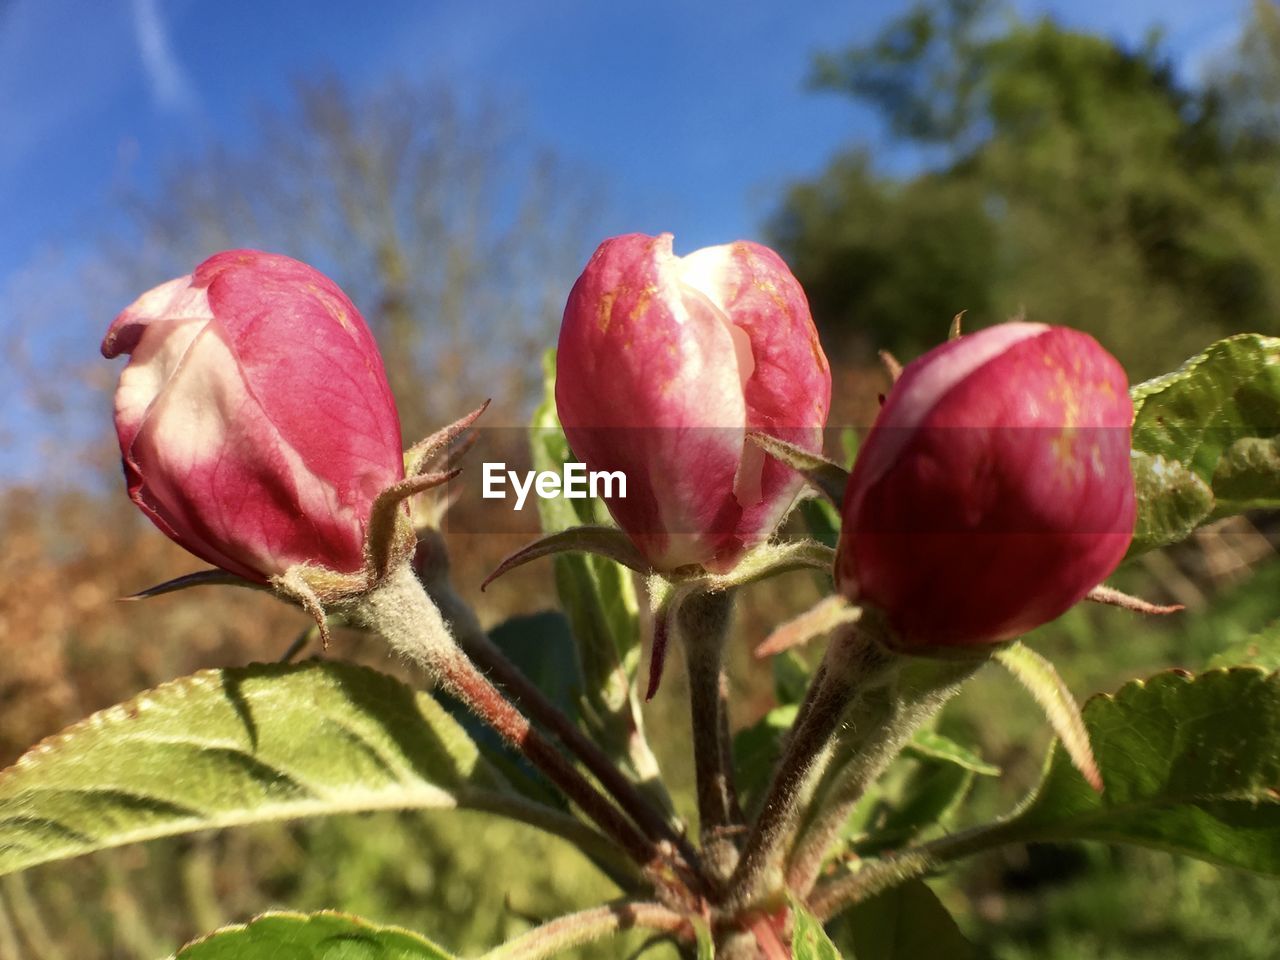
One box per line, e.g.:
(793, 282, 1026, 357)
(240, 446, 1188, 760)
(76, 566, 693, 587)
(2, 0, 1279, 956)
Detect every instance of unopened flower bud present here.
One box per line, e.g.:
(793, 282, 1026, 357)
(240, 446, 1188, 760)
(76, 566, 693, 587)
(836, 323, 1135, 647)
(557, 233, 831, 573)
(102, 250, 404, 582)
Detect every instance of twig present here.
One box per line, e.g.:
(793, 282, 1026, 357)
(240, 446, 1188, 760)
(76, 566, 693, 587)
(353, 566, 670, 880)
(679, 590, 742, 876)
(784, 657, 978, 894)
(808, 819, 1018, 921)
(420, 543, 701, 876)
(724, 625, 890, 910)
(477, 900, 688, 960)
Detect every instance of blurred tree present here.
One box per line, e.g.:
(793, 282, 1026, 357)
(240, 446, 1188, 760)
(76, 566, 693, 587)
(808, 0, 999, 155)
(0, 78, 609, 956)
(770, 155, 999, 368)
(773, 0, 1280, 377)
(1206, 0, 1280, 153)
(96, 76, 599, 440)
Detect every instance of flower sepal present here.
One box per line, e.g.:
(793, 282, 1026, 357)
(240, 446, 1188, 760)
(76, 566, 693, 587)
(684, 538, 834, 592)
(270, 405, 487, 639)
(117, 404, 483, 647)
(641, 539, 835, 699)
(122, 568, 269, 601)
(484, 525, 833, 699)
(745, 432, 849, 506)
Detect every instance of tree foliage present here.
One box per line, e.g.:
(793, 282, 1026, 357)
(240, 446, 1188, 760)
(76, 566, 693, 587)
(100, 78, 598, 439)
(774, 0, 1280, 376)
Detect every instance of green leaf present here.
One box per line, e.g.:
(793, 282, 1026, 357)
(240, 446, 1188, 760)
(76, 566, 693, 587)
(0, 661, 518, 877)
(1002, 668, 1280, 872)
(774, 650, 814, 706)
(1212, 434, 1280, 509)
(853, 760, 973, 856)
(828, 879, 973, 960)
(1207, 619, 1280, 672)
(1128, 452, 1214, 554)
(174, 911, 455, 959)
(849, 731, 994, 855)
(904, 730, 1000, 776)
(1128, 333, 1280, 555)
(489, 612, 585, 723)
(531, 353, 640, 684)
(837, 426, 861, 469)
(532, 355, 643, 705)
(798, 424, 858, 550)
(800, 496, 841, 549)
(436, 619, 571, 810)
(695, 919, 716, 959)
(792, 902, 845, 959)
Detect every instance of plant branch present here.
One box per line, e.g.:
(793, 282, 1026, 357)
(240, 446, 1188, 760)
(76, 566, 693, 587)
(724, 623, 893, 910)
(785, 655, 981, 895)
(477, 900, 688, 960)
(718, 669, 743, 822)
(417, 533, 701, 874)
(352, 565, 669, 879)
(807, 818, 1021, 921)
(679, 589, 742, 881)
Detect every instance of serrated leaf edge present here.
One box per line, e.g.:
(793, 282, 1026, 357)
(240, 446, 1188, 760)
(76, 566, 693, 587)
(171, 908, 455, 959)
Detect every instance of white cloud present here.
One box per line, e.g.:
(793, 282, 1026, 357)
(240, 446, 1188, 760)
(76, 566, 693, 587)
(130, 0, 195, 111)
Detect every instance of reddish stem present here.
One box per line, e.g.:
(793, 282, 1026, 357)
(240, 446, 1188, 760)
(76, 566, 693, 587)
(435, 644, 661, 871)
(355, 566, 681, 884)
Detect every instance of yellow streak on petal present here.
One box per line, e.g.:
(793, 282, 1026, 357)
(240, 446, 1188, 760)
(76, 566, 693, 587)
(596, 289, 618, 333)
(305, 282, 355, 334)
(628, 287, 654, 323)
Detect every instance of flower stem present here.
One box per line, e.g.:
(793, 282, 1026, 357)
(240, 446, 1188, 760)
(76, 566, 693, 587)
(476, 900, 688, 960)
(807, 818, 1021, 921)
(416, 534, 700, 873)
(785, 653, 980, 895)
(724, 622, 894, 911)
(352, 565, 664, 875)
(679, 589, 742, 882)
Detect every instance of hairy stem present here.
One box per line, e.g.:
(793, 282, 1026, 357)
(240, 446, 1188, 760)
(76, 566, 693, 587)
(353, 565, 664, 875)
(725, 624, 894, 910)
(418, 535, 701, 874)
(477, 901, 688, 960)
(718, 666, 743, 828)
(808, 818, 1020, 921)
(786, 655, 981, 895)
(679, 589, 742, 882)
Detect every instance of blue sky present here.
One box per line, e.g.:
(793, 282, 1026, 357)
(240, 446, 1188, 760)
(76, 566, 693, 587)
(0, 0, 1250, 481)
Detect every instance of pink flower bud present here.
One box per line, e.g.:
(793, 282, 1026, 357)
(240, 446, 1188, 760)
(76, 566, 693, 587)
(557, 233, 831, 573)
(102, 250, 404, 582)
(836, 323, 1135, 647)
